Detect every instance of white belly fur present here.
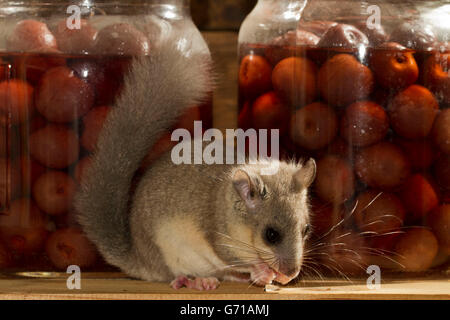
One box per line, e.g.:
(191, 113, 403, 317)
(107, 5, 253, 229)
(154, 216, 226, 277)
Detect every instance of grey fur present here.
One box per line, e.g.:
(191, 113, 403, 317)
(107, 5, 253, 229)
(75, 38, 316, 283)
(75, 39, 212, 269)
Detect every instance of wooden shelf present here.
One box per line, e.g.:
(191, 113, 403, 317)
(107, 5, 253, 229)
(0, 272, 448, 300)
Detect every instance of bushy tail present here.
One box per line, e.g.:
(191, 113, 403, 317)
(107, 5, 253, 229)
(75, 39, 212, 268)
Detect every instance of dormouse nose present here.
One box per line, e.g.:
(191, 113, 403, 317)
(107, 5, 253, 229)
(279, 262, 300, 278)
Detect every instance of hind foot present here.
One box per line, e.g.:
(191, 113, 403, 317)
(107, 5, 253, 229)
(170, 276, 220, 291)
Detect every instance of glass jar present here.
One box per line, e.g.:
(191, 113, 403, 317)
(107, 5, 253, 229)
(0, 0, 211, 272)
(238, 0, 450, 276)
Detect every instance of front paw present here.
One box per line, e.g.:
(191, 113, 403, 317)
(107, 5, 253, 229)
(170, 276, 220, 291)
(250, 263, 276, 286)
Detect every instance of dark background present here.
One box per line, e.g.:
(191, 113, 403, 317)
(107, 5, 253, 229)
(191, 0, 257, 31)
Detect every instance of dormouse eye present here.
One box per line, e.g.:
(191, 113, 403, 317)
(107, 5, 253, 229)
(265, 227, 282, 245)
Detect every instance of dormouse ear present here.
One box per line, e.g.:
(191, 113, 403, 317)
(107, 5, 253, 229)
(293, 159, 317, 192)
(232, 169, 258, 209)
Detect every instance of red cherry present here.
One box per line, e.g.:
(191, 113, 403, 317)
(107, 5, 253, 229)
(7, 20, 58, 52)
(272, 57, 318, 107)
(45, 227, 98, 270)
(388, 85, 439, 139)
(30, 124, 80, 169)
(239, 55, 273, 100)
(315, 155, 355, 204)
(52, 19, 97, 54)
(251, 92, 290, 136)
(290, 102, 338, 150)
(353, 190, 405, 234)
(32, 171, 77, 216)
(340, 101, 389, 148)
(394, 227, 439, 272)
(36, 66, 95, 123)
(93, 23, 150, 56)
(370, 42, 419, 90)
(318, 54, 374, 107)
(355, 142, 411, 190)
(0, 198, 48, 254)
(423, 53, 450, 105)
(400, 174, 439, 222)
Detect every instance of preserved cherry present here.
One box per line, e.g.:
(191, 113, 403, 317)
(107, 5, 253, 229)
(315, 155, 355, 204)
(423, 53, 450, 105)
(290, 102, 338, 150)
(388, 85, 439, 139)
(30, 124, 79, 169)
(45, 227, 98, 270)
(370, 42, 419, 90)
(340, 101, 389, 148)
(93, 23, 150, 56)
(52, 19, 97, 54)
(35, 66, 95, 123)
(32, 171, 77, 216)
(318, 54, 374, 107)
(394, 227, 439, 272)
(6, 20, 58, 52)
(355, 142, 411, 190)
(353, 191, 405, 234)
(317, 23, 369, 49)
(272, 56, 318, 107)
(251, 92, 290, 135)
(0, 198, 48, 254)
(239, 55, 272, 100)
(400, 174, 439, 222)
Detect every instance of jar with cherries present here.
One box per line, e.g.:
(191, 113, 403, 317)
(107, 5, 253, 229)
(238, 0, 450, 276)
(0, 0, 211, 272)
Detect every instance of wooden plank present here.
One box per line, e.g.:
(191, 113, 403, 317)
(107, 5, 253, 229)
(0, 272, 448, 300)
